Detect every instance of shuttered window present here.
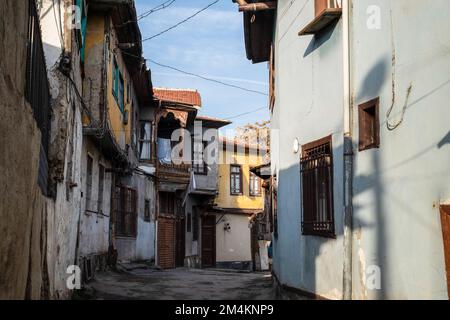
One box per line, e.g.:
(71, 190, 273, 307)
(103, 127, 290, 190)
(112, 58, 125, 113)
(358, 97, 380, 151)
(114, 185, 137, 237)
(230, 165, 243, 195)
(300, 136, 335, 238)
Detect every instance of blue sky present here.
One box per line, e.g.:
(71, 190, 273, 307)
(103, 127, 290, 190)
(135, 0, 270, 130)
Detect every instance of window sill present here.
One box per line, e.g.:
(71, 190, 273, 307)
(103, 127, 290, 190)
(298, 8, 342, 36)
(230, 193, 243, 196)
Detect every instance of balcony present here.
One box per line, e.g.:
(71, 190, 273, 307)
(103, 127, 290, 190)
(156, 162, 191, 185)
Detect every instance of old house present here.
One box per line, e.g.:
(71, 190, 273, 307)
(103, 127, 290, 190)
(80, 0, 156, 274)
(234, 0, 450, 299)
(205, 138, 265, 270)
(184, 116, 231, 268)
(1, 0, 85, 299)
(153, 88, 201, 269)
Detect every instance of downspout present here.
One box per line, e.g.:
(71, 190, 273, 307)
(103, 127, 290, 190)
(342, 0, 354, 300)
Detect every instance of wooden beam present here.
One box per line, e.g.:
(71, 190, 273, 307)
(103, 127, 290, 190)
(238, 1, 276, 12)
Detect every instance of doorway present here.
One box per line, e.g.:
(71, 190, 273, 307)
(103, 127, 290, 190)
(201, 215, 216, 268)
(175, 215, 185, 267)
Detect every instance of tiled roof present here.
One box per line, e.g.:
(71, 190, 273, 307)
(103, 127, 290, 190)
(153, 88, 202, 106)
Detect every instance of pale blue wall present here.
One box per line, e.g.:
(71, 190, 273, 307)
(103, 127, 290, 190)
(272, 0, 345, 299)
(350, 0, 450, 299)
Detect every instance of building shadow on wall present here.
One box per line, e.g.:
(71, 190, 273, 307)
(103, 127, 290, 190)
(303, 19, 340, 58)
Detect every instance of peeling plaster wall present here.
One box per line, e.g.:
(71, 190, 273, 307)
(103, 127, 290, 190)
(39, 0, 85, 299)
(116, 173, 156, 263)
(1, 0, 51, 299)
(78, 137, 112, 258)
(271, 0, 345, 299)
(350, 0, 450, 300)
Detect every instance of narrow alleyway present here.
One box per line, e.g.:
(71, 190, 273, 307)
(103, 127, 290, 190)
(79, 266, 276, 300)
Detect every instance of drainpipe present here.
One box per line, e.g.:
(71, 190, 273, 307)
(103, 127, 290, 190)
(342, 0, 354, 300)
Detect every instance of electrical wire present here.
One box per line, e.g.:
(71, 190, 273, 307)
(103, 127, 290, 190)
(120, 50, 268, 96)
(224, 107, 268, 120)
(142, 0, 221, 42)
(138, 0, 177, 20)
(146, 57, 269, 96)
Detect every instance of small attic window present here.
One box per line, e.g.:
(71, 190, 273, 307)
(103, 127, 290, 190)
(298, 0, 342, 36)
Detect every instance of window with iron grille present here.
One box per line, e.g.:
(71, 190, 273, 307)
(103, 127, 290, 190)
(230, 165, 243, 195)
(249, 172, 262, 197)
(114, 185, 137, 237)
(193, 141, 208, 174)
(300, 136, 335, 238)
(26, 0, 51, 195)
(85, 155, 93, 212)
(159, 192, 175, 215)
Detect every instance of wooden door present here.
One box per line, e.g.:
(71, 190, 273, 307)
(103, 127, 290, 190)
(201, 215, 216, 268)
(175, 216, 185, 267)
(440, 205, 450, 299)
(158, 217, 175, 269)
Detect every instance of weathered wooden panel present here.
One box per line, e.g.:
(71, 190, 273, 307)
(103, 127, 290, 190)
(158, 217, 175, 269)
(440, 205, 450, 299)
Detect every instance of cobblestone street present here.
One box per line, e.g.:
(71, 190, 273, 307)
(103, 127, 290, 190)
(81, 267, 276, 300)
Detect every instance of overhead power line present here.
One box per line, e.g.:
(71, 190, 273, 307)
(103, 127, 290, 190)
(120, 50, 268, 96)
(138, 0, 177, 20)
(224, 107, 268, 120)
(142, 0, 221, 42)
(146, 57, 269, 96)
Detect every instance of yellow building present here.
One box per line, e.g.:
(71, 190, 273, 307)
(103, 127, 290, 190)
(209, 138, 265, 270)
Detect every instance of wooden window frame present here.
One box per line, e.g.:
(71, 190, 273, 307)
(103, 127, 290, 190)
(249, 171, 262, 197)
(358, 97, 380, 151)
(139, 121, 152, 161)
(300, 135, 335, 238)
(230, 164, 243, 195)
(298, 0, 342, 36)
(159, 192, 175, 216)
